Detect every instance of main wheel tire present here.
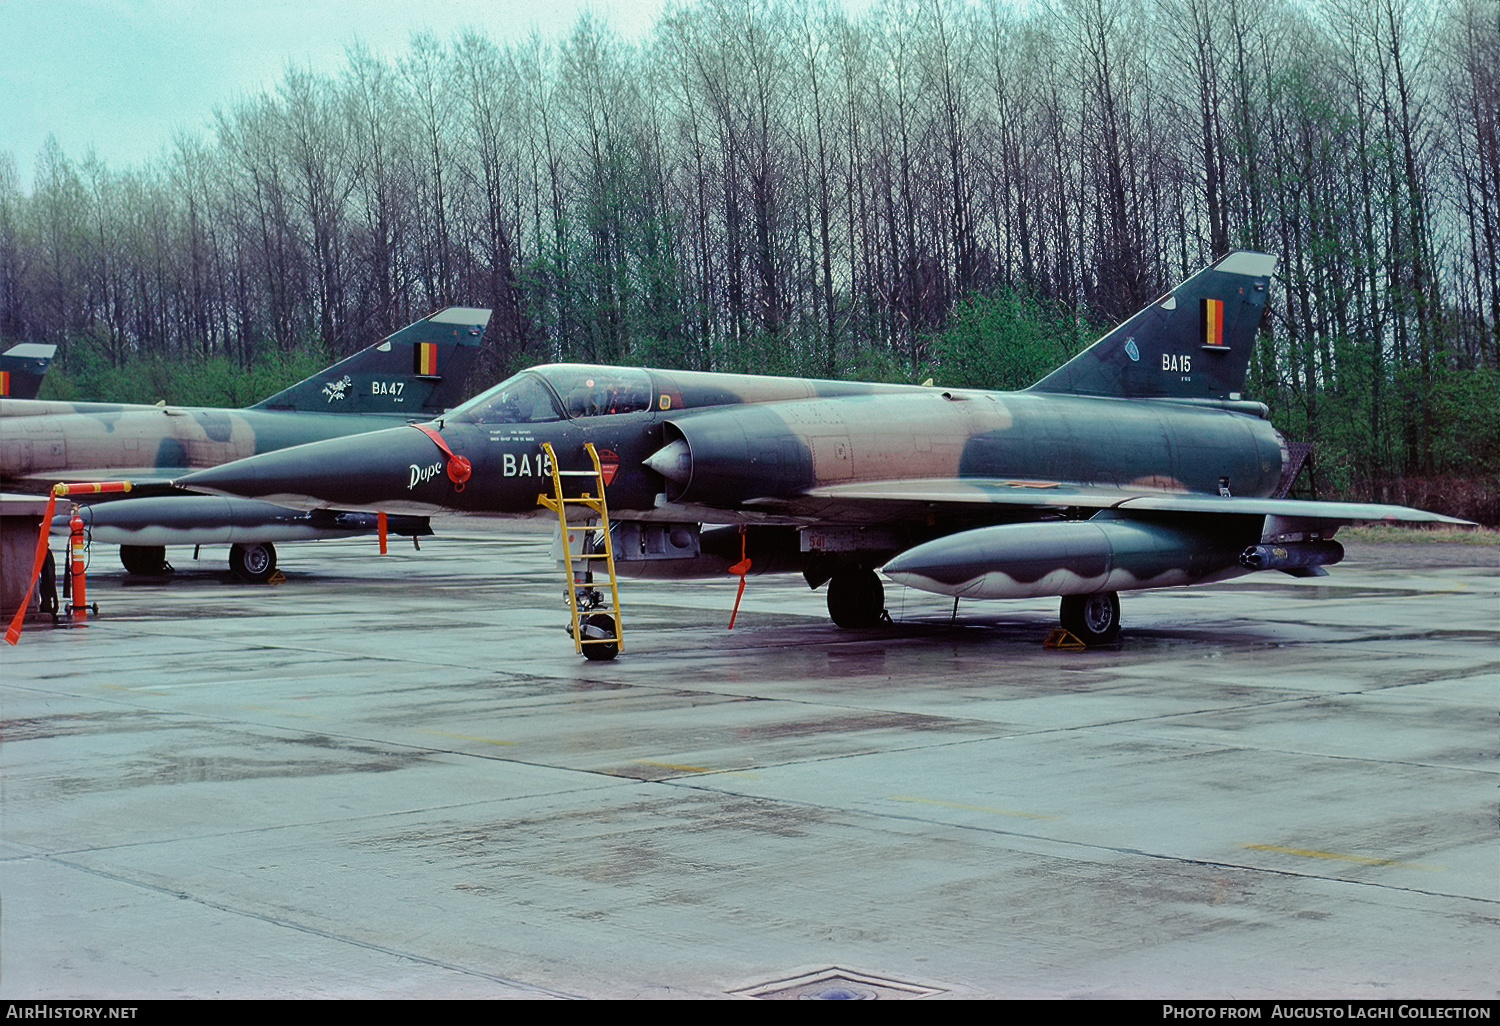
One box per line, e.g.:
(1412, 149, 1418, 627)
(827, 568, 885, 628)
(579, 613, 620, 661)
(120, 545, 170, 576)
(229, 542, 277, 583)
(1059, 591, 1121, 645)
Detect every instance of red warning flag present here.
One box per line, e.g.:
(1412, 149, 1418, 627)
(6, 490, 58, 645)
(727, 527, 751, 630)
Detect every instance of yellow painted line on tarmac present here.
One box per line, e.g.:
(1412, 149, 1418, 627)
(417, 729, 516, 747)
(1243, 844, 1437, 871)
(889, 795, 1060, 821)
(634, 759, 713, 774)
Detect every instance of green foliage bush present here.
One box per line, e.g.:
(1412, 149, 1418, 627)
(1430, 368, 1500, 474)
(38, 338, 327, 408)
(927, 290, 1092, 391)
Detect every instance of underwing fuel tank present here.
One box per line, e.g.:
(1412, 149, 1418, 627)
(54, 496, 431, 546)
(882, 516, 1259, 600)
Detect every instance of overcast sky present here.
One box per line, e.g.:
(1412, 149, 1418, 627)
(0, 0, 674, 193)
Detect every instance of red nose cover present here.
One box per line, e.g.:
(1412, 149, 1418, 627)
(412, 424, 472, 491)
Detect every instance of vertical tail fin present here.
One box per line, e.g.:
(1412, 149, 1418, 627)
(0, 343, 58, 400)
(251, 308, 491, 415)
(1029, 252, 1276, 400)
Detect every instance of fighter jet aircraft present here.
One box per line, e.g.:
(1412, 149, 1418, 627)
(1, 308, 491, 580)
(0, 343, 58, 400)
(177, 252, 1467, 644)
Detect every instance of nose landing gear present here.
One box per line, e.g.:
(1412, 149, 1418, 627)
(539, 442, 625, 661)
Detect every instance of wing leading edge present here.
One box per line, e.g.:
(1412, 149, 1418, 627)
(789, 478, 1473, 528)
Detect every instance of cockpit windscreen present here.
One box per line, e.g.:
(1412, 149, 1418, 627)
(540, 366, 654, 418)
(446, 366, 656, 424)
(447, 373, 563, 425)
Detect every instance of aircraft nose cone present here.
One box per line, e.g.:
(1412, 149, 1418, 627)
(643, 438, 691, 484)
(177, 425, 461, 513)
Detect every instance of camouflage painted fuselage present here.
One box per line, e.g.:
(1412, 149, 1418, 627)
(1, 400, 431, 485)
(180, 363, 1287, 526)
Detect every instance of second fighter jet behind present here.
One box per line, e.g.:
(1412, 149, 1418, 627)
(178, 252, 1468, 644)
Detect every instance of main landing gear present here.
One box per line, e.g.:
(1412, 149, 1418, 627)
(824, 569, 1121, 645)
(119, 542, 278, 583)
(1058, 590, 1121, 645)
(120, 545, 171, 577)
(229, 542, 278, 584)
(826, 567, 887, 629)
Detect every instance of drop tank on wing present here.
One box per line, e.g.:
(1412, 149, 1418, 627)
(883, 514, 1262, 600)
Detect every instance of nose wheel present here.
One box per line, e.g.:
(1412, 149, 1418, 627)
(578, 613, 620, 661)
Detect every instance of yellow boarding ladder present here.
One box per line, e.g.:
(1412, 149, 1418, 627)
(537, 442, 624, 660)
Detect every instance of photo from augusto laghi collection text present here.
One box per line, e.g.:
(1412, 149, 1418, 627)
(1163, 1006, 1493, 1020)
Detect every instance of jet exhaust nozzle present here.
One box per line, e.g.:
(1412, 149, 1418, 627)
(1239, 541, 1344, 572)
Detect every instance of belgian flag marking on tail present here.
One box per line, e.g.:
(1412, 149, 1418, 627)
(1201, 297, 1226, 349)
(0, 371, 9, 396)
(415, 342, 439, 376)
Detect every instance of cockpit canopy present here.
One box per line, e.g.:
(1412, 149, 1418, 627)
(448, 365, 655, 424)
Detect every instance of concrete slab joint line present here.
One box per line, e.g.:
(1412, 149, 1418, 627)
(730, 966, 946, 1000)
